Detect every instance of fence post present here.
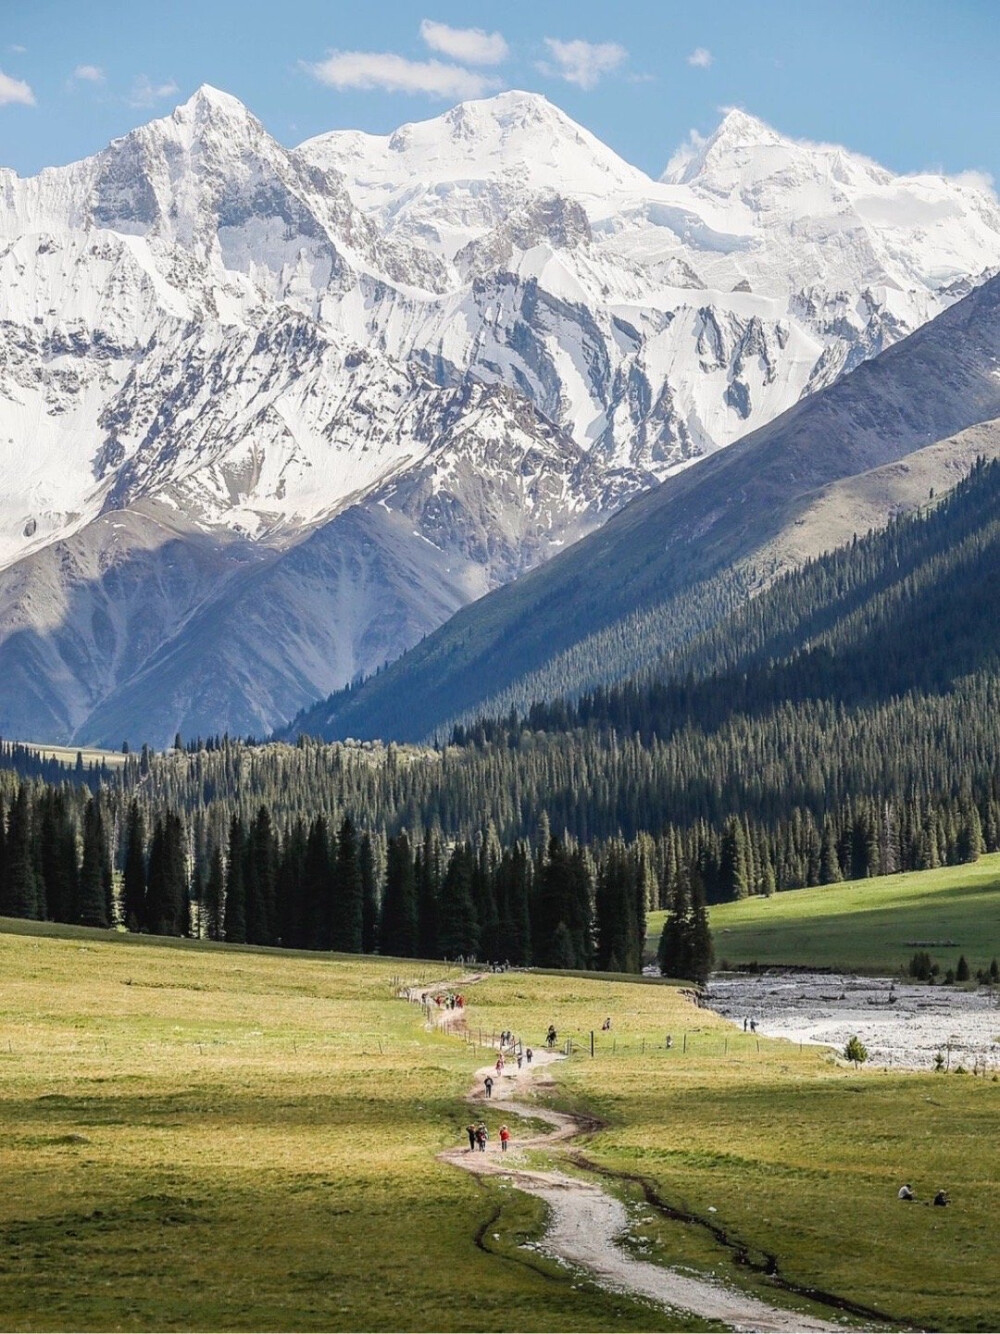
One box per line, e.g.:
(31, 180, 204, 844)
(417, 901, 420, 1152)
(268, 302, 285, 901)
(683, 1033, 687, 1053)
(591, 1030, 595, 1058)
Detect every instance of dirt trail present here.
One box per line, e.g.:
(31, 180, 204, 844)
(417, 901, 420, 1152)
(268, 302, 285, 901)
(406, 980, 845, 1333)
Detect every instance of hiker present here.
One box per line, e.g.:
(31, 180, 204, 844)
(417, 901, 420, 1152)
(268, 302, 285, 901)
(749, 1019, 757, 1034)
(546, 1025, 557, 1048)
(516, 1052, 523, 1070)
(466, 1123, 477, 1152)
(476, 1122, 489, 1152)
(898, 1183, 914, 1201)
(526, 1047, 533, 1064)
(499, 1124, 510, 1153)
(601, 1016, 611, 1031)
(743, 1017, 748, 1032)
(665, 1034, 673, 1049)
(495, 1056, 504, 1077)
(933, 1189, 949, 1207)
(484, 1075, 494, 1098)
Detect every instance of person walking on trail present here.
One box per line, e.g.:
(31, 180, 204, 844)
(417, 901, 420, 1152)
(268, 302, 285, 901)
(516, 1051, 523, 1070)
(495, 1056, 504, 1077)
(546, 1025, 557, 1048)
(484, 1075, 494, 1098)
(466, 1123, 477, 1152)
(526, 1047, 533, 1064)
(476, 1122, 489, 1152)
(499, 1124, 510, 1153)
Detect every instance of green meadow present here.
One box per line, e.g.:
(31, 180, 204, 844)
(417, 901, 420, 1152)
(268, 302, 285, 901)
(646, 854, 1000, 975)
(1, 921, 998, 1330)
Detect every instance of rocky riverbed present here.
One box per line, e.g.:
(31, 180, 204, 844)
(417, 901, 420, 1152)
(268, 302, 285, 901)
(708, 972, 1000, 1070)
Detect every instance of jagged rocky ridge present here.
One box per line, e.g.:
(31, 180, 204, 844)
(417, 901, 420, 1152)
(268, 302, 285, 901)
(2, 86, 1000, 744)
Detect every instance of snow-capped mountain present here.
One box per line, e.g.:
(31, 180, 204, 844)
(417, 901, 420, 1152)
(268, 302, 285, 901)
(1, 86, 999, 745)
(302, 93, 1000, 466)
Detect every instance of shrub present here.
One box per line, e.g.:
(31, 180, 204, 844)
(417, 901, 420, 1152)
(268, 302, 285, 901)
(908, 951, 934, 981)
(844, 1035, 868, 1067)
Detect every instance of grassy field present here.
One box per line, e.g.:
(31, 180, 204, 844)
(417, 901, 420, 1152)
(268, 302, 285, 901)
(1, 923, 998, 1331)
(0, 923, 704, 1333)
(463, 972, 1000, 1332)
(14, 740, 130, 768)
(646, 854, 1000, 975)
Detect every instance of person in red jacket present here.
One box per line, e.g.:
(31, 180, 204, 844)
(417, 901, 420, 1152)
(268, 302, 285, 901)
(499, 1124, 511, 1153)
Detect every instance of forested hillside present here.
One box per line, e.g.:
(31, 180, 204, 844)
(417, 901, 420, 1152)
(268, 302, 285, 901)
(2, 459, 1000, 971)
(287, 273, 1000, 745)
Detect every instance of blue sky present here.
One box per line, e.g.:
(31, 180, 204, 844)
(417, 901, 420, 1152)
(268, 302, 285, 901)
(1, 0, 998, 184)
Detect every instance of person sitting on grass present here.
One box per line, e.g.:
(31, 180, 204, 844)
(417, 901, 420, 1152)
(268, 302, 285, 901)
(933, 1189, 949, 1207)
(898, 1183, 914, 1201)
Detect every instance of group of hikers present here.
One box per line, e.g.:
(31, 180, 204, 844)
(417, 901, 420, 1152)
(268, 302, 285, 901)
(429, 992, 464, 1010)
(898, 1183, 949, 1206)
(742, 1017, 758, 1033)
(465, 1120, 511, 1153)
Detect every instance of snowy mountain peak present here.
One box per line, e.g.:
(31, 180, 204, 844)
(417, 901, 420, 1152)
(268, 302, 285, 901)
(300, 88, 645, 208)
(661, 108, 892, 194)
(161, 84, 266, 145)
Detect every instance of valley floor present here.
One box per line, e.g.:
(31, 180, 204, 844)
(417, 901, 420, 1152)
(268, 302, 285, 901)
(1, 921, 998, 1331)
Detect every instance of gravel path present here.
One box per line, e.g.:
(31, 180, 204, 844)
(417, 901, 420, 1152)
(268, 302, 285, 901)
(407, 979, 843, 1332)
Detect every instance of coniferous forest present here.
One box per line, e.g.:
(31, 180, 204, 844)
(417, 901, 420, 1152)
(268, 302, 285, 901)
(2, 459, 1000, 979)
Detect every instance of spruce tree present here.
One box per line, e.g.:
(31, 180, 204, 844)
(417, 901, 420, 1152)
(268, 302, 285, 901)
(78, 798, 109, 928)
(417, 828, 441, 959)
(332, 816, 363, 953)
(820, 818, 842, 884)
(204, 845, 225, 941)
(122, 800, 147, 931)
(245, 806, 276, 945)
(302, 815, 331, 949)
(380, 832, 418, 959)
(437, 843, 479, 960)
(224, 815, 247, 944)
(360, 832, 379, 954)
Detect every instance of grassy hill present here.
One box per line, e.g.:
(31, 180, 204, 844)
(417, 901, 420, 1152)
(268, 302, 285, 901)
(1, 922, 998, 1330)
(647, 855, 1000, 974)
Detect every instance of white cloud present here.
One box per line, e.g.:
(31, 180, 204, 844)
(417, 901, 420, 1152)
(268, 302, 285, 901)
(687, 47, 713, 69)
(538, 38, 627, 90)
(0, 69, 35, 106)
(127, 74, 180, 108)
(303, 50, 499, 99)
(72, 64, 105, 84)
(8, 45, 27, 55)
(944, 168, 995, 195)
(419, 19, 508, 65)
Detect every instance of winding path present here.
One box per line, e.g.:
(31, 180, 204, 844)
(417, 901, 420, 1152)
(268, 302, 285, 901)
(407, 982, 845, 1333)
